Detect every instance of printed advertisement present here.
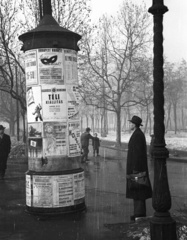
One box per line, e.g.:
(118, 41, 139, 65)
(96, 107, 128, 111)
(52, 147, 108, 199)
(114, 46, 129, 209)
(68, 121, 81, 157)
(26, 173, 85, 208)
(67, 86, 80, 120)
(64, 49, 77, 85)
(53, 175, 74, 207)
(25, 50, 38, 85)
(27, 86, 43, 123)
(43, 122, 67, 156)
(73, 172, 85, 200)
(28, 138, 43, 158)
(33, 176, 53, 207)
(38, 48, 64, 85)
(41, 85, 67, 121)
(26, 175, 31, 206)
(28, 122, 42, 138)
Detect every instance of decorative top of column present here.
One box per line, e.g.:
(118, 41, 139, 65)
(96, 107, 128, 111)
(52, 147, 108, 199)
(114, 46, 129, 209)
(148, 0, 168, 15)
(19, 0, 81, 52)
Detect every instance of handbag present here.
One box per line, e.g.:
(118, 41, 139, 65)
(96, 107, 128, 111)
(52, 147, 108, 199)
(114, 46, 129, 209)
(127, 171, 149, 190)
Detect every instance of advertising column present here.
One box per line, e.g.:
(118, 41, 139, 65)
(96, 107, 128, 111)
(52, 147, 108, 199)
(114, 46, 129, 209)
(24, 47, 85, 214)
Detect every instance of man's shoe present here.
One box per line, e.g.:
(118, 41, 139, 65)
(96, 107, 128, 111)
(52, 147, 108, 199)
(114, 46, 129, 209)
(85, 159, 90, 161)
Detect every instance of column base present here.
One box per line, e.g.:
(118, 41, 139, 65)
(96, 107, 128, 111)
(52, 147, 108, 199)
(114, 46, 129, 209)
(25, 202, 86, 216)
(150, 212, 177, 240)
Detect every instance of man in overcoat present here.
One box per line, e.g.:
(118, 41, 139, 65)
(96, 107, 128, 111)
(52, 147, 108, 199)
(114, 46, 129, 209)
(0, 125, 11, 179)
(80, 127, 94, 162)
(126, 116, 152, 221)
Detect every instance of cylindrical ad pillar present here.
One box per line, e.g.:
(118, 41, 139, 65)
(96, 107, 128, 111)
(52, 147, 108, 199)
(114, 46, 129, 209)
(19, 7, 85, 215)
(25, 47, 85, 215)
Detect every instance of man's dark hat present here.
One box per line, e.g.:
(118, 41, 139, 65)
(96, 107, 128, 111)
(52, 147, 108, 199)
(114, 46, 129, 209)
(128, 116, 143, 126)
(0, 125, 5, 130)
(86, 127, 91, 132)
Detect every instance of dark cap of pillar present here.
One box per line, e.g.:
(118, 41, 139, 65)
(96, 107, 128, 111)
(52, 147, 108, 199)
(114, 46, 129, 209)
(19, 0, 81, 52)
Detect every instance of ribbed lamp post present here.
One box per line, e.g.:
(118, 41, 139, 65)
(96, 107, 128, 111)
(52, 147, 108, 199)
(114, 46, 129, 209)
(148, 0, 177, 239)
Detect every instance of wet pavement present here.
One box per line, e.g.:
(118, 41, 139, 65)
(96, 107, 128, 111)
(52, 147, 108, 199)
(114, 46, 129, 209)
(0, 146, 187, 239)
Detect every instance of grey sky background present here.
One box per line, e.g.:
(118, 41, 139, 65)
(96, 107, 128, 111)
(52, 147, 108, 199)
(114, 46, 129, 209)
(90, 0, 187, 63)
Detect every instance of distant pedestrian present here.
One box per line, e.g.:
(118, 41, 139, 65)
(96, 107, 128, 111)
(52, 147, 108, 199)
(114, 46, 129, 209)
(126, 116, 152, 221)
(92, 133, 100, 157)
(80, 127, 94, 162)
(0, 125, 11, 180)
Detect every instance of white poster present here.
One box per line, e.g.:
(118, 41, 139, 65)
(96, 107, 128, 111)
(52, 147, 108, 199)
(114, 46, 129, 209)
(26, 173, 85, 208)
(41, 86, 67, 121)
(68, 121, 81, 157)
(53, 175, 74, 207)
(64, 49, 78, 85)
(43, 122, 67, 156)
(67, 86, 80, 120)
(26, 175, 31, 206)
(73, 172, 85, 200)
(38, 48, 64, 85)
(27, 86, 43, 123)
(33, 176, 53, 207)
(25, 50, 38, 85)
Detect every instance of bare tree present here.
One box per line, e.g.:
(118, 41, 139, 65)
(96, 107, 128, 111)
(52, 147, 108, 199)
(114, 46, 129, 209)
(164, 61, 185, 133)
(79, 1, 152, 145)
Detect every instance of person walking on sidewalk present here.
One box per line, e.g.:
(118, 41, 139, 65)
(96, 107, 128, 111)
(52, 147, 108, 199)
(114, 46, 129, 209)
(80, 127, 94, 162)
(92, 133, 100, 157)
(126, 116, 152, 221)
(0, 125, 11, 180)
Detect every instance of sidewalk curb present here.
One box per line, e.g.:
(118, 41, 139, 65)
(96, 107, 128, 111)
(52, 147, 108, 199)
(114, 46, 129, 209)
(101, 144, 187, 163)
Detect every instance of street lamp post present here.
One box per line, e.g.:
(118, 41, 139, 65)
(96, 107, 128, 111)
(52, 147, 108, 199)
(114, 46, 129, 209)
(148, 1, 177, 239)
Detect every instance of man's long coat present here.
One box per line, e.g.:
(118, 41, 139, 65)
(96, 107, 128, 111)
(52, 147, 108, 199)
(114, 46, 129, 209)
(0, 134, 11, 170)
(126, 128, 152, 200)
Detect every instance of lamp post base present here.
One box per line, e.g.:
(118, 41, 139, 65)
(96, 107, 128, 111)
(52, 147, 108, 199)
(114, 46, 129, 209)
(150, 212, 177, 240)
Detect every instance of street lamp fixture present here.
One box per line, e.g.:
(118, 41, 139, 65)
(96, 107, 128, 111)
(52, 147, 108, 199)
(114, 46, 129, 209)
(148, 0, 177, 239)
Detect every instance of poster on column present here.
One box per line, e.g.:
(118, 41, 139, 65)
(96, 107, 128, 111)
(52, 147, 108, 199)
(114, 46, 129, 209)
(26, 175, 31, 206)
(28, 122, 42, 138)
(25, 50, 38, 85)
(27, 86, 43, 123)
(28, 138, 43, 158)
(33, 176, 53, 207)
(53, 175, 74, 207)
(73, 172, 85, 200)
(41, 86, 66, 121)
(68, 121, 81, 157)
(64, 49, 78, 85)
(67, 86, 81, 120)
(38, 48, 64, 85)
(43, 122, 67, 156)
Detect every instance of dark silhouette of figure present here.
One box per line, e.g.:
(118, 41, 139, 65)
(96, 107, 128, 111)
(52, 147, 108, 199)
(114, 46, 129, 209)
(80, 127, 94, 162)
(92, 133, 100, 157)
(126, 116, 152, 221)
(0, 125, 11, 179)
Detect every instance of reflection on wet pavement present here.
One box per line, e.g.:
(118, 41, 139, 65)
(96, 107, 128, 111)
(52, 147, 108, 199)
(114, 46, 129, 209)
(0, 147, 186, 239)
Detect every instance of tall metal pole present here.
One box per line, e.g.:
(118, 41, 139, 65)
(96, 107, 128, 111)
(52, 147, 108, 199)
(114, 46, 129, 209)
(148, 1, 177, 239)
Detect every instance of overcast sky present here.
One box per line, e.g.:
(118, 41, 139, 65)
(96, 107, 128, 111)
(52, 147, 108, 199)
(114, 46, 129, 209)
(90, 0, 187, 63)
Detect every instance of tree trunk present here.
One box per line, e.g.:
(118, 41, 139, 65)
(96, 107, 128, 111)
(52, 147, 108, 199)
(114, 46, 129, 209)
(181, 107, 184, 129)
(165, 103, 171, 131)
(116, 110, 121, 146)
(173, 103, 177, 134)
(144, 106, 149, 134)
(80, 116, 83, 133)
(22, 111, 26, 143)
